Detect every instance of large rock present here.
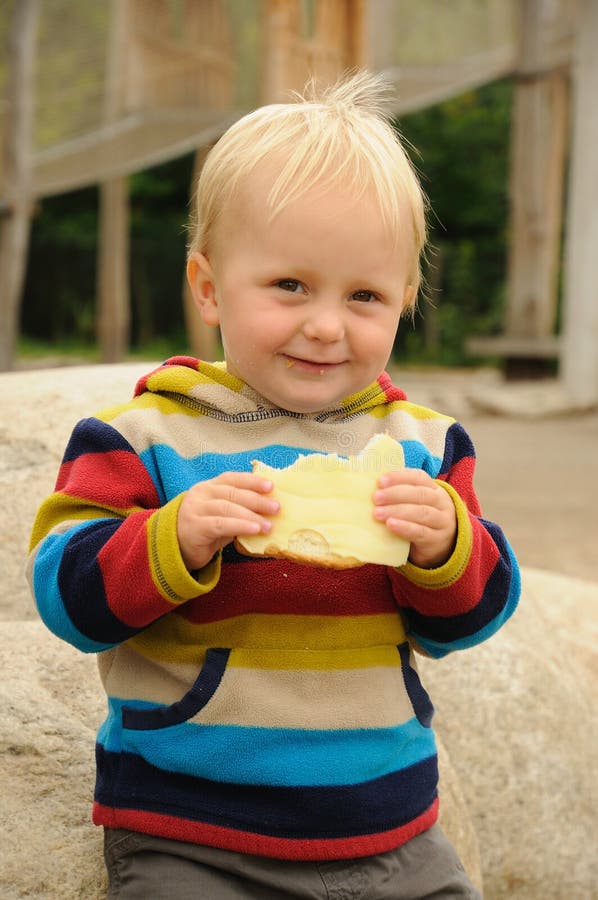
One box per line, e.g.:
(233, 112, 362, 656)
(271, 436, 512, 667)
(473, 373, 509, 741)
(421, 568, 598, 899)
(0, 620, 481, 898)
(0, 363, 155, 624)
(0, 622, 107, 898)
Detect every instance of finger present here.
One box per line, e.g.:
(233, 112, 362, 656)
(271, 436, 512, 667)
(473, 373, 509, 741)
(377, 468, 432, 489)
(373, 503, 443, 534)
(192, 483, 280, 516)
(373, 483, 442, 511)
(214, 471, 276, 494)
(197, 498, 276, 531)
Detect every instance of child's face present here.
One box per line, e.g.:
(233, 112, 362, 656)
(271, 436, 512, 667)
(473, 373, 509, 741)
(188, 177, 413, 414)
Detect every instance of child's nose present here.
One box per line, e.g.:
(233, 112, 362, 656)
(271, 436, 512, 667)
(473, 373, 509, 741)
(303, 305, 345, 343)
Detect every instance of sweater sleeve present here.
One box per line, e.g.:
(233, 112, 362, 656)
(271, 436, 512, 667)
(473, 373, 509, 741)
(27, 416, 220, 652)
(388, 422, 520, 658)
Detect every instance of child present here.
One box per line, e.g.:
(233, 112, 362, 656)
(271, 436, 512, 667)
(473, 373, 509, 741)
(28, 72, 520, 898)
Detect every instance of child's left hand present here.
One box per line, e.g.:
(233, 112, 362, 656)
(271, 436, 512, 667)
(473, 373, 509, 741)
(373, 469, 457, 569)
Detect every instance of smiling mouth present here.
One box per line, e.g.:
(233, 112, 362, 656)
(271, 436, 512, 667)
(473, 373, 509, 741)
(283, 355, 345, 372)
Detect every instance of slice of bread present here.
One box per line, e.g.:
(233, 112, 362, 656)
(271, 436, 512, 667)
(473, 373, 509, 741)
(236, 433, 410, 568)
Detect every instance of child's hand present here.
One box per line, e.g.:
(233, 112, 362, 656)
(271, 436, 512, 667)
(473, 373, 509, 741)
(373, 469, 457, 569)
(177, 472, 279, 571)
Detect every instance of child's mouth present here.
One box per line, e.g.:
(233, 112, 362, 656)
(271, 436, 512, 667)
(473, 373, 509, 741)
(283, 355, 344, 374)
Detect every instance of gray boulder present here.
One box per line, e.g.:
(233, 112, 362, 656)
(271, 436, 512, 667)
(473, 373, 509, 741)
(0, 619, 481, 898)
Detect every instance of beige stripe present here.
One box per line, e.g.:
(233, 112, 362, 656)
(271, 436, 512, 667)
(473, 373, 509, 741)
(190, 663, 414, 729)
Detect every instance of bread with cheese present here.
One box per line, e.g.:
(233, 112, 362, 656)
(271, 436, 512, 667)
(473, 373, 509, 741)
(236, 433, 410, 568)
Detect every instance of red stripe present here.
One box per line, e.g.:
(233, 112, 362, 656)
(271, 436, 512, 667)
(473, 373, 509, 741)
(181, 562, 398, 623)
(56, 450, 160, 510)
(93, 798, 438, 861)
(438, 455, 480, 516)
(97, 513, 170, 627)
(377, 371, 407, 403)
(392, 516, 500, 617)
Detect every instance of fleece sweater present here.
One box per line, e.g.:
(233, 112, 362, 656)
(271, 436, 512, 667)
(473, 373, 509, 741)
(28, 356, 520, 861)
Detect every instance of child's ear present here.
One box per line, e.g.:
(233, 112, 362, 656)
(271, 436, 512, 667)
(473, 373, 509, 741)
(186, 252, 220, 326)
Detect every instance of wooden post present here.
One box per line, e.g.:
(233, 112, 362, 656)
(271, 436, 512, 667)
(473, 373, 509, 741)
(0, 0, 39, 371)
(502, 0, 569, 376)
(561, 0, 598, 406)
(97, 0, 130, 363)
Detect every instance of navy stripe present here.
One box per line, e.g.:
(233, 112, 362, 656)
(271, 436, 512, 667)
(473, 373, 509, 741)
(398, 644, 434, 727)
(58, 520, 140, 644)
(95, 746, 438, 839)
(438, 422, 476, 475)
(400, 522, 515, 645)
(62, 417, 136, 463)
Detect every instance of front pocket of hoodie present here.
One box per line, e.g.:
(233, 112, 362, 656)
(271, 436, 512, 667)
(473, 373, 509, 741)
(121, 647, 231, 731)
(120, 644, 436, 785)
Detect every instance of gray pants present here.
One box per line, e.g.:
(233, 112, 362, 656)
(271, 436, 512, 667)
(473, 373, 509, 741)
(104, 825, 482, 899)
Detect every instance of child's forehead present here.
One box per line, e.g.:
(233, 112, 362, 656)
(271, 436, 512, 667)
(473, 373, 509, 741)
(225, 160, 407, 227)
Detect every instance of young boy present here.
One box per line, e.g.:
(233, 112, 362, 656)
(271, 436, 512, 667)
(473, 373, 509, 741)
(28, 72, 520, 898)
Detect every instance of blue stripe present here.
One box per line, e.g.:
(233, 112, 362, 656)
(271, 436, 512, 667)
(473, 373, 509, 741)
(400, 440, 442, 476)
(99, 699, 436, 787)
(140, 444, 318, 504)
(95, 744, 438, 838)
(140, 440, 442, 505)
(33, 523, 114, 653)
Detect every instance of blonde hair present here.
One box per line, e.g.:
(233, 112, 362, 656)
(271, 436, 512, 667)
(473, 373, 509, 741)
(188, 70, 427, 309)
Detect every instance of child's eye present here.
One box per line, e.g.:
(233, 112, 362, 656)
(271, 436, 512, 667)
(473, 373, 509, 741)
(351, 290, 378, 303)
(276, 279, 304, 293)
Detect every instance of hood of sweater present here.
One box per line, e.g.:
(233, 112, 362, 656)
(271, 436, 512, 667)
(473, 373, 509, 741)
(134, 356, 407, 423)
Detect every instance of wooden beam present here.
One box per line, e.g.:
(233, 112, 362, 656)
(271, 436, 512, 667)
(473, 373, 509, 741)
(561, 0, 598, 406)
(505, 0, 569, 342)
(0, 0, 39, 371)
(96, 0, 130, 363)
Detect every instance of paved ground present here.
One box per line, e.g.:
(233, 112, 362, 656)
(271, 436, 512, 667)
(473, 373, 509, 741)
(393, 367, 598, 584)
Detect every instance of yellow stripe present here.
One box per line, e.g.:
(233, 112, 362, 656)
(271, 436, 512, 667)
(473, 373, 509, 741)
(369, 401, 453, 422)
(127, 612, 407, 665)
(99, 392, 201, 423)
(230, 644, 402, 671)
(29, 494, 128, 549)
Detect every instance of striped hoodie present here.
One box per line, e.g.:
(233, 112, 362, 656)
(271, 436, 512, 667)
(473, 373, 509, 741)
(28, 357, 520, 861)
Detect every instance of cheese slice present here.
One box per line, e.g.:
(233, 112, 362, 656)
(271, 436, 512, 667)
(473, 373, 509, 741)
(236, 433, 410, 568)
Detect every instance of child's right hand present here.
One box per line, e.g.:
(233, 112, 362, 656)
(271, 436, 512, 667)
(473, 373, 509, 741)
(176, 472, 280, 571)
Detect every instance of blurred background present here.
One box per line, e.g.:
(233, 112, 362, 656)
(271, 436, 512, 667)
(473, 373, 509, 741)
(0, 0, 596, 411)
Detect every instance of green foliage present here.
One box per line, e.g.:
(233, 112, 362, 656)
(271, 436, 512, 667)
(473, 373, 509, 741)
(396, 79, 512, 364)
(128, 153, 195, 348)
(21, 153, 195, 349)
(21, 186, 98, 342)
